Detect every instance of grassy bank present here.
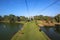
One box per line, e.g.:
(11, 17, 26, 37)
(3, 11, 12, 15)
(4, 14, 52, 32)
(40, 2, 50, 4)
(11, 21, 50, 40)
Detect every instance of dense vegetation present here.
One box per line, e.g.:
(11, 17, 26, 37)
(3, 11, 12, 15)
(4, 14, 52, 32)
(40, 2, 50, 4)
(0, 14, 29, 23)
(0, 14, 60, 23)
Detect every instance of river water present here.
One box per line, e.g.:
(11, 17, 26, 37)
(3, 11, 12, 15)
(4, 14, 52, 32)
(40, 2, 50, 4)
(40, 26, 60, 40)
(0, 22, 23, 40)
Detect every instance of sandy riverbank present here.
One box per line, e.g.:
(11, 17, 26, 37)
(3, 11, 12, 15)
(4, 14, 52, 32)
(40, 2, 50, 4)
(37, 20, 60, 27)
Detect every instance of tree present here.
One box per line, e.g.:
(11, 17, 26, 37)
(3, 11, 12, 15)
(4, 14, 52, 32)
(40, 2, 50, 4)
(54, 14, 60, 23)
(25, 17, 29, 21)
(39, 15, 44, 20)
(20, 16, 25, 21)
(16, 16, 20, 21)
(34, 16, 40, 20)
(20, 16, 29, 22)
(9, 14, 16, 23)
(0, 16, 3, 21)
(3, 15, 9, 21)
(34, 15, 44, 20)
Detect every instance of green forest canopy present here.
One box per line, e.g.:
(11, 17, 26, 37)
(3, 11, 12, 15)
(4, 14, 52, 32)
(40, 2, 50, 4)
(0, 14, 60, 23)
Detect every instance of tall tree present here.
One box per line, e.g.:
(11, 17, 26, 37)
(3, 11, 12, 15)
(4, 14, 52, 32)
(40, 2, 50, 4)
(34, 16, 40, 20)
(54, 14, 60, 23)
(20, 16, 26, 21)
(16, 16, 20, 21)
(3, 15, 9, 21)
(9, 14, 16, 23)
(0, 16, 3, 21)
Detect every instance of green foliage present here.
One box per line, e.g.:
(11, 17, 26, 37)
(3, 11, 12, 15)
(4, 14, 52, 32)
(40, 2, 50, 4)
(54, 14, 60, 23)
(9, 14, 16, 23)
(16, 16, 20, 21)
(34, 15, 52, 21)
(0, 16, 3, 21)
(34, 16, 40, 20)
(39, 15, 44, 20)
(20, 16, 28, 21)
(0, 14, 60, 23)
(3, 15, 9, 21)
(0, 14, 29, 22)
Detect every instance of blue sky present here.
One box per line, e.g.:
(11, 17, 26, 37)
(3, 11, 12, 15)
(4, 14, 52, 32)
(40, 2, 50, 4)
(0, 0, 60, 17)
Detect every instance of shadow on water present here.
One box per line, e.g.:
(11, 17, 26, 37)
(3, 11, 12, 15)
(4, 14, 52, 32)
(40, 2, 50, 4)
(39, 24, 60, 40)
(0, 22, 23, 40)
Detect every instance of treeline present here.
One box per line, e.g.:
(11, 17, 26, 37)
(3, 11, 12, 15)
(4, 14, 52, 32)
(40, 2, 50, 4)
(34, 14, 60, 23)
(0, 14, 60, 23)
(0, 14, 29, 23)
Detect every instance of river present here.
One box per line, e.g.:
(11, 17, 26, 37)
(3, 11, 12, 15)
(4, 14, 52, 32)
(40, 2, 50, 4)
(0, 22, 23, 40)
(40, 26, 60, 40)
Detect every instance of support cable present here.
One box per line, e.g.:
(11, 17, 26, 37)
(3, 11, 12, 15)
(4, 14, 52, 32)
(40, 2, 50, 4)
(37, 0, 60, 14)
(25, 0, 29, 17)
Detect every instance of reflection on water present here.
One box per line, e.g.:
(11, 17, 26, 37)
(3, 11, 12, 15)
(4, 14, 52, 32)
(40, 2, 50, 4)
(0, 22, 23, 40)
(40, 25, 60, 40)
